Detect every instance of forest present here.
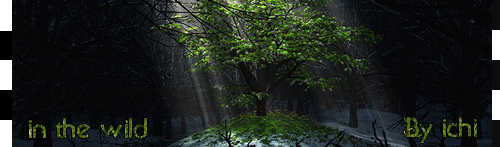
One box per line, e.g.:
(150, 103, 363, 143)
(12, 0, 492, 146)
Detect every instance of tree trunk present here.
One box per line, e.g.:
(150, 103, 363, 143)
(348, 96, 358, 128)
(255, 96, 267, 116)
(287, 96, 294, 111)
(200, 114, 206, 129)
(153, 119, 163, 136)
(293, 84, 305, 115)
(165, 112, 173, 139)
(239, 63, 274, 117)
(197, 99, 207, 129)
(346, 75, 359, 128)
(296, 93, 304, 115)
(304, 94, 313, 116)
(181, 113, 187, 134)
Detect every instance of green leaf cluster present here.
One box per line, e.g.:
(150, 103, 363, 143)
(155, 0, 380, 108)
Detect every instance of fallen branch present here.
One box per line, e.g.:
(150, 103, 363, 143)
(295, 138, 305, 147)
(246, 140, 255, 147)
(431, 120, 447, 147)
(333, 130, 346, 147)
(324, 130, 346, 147)
(66, 134, 76, 147)
(383, 130, 388, 147)
(372, 119, 388, 147)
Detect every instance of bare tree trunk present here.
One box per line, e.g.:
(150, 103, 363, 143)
(296, 93, 304, 115)
(153, 119, 163, 136)
(255, 96, 267, 116)
(165, 112, 173, 139)
(287, 96, 294, 111)
(197, 99, 207, 129)
(304, 100, 310, 115)
(181, 113, 187, 134)
(347, 76, 358, 128)
(293, 84, 305, 115)
(200, 114, 206, 129)
(348, 96, 358, 128)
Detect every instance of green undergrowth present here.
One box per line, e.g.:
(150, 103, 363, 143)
(181, 109, 361, 146)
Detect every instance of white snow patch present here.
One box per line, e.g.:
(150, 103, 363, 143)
(168, 108, 492, 147)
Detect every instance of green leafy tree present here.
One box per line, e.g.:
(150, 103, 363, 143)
(158, 0, 379, 116)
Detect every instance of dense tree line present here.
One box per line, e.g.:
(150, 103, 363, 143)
(356, 0, 491, 146)
(12, 0, 178, 146)
(12, 0, 491, 147)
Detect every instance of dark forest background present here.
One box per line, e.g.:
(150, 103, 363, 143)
(12, 0, 491, 147)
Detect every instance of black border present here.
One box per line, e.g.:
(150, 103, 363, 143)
(493, 120, 499, 144)
(1, 31, 11, 60)
(494, 0, 500, 30)
(492, 0, 498, 143)
(494, 60, 500, 90)
(0, 90, 11, 120)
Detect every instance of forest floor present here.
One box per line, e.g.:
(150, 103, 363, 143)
(165, 108, 492, 147)
(12, 108, 492, 146)
(317, 108, 492, 147)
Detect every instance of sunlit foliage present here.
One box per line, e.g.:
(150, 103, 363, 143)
(156, 0, 379, 109)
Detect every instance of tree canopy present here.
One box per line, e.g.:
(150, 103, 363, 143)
(157, 0, 379, 115)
